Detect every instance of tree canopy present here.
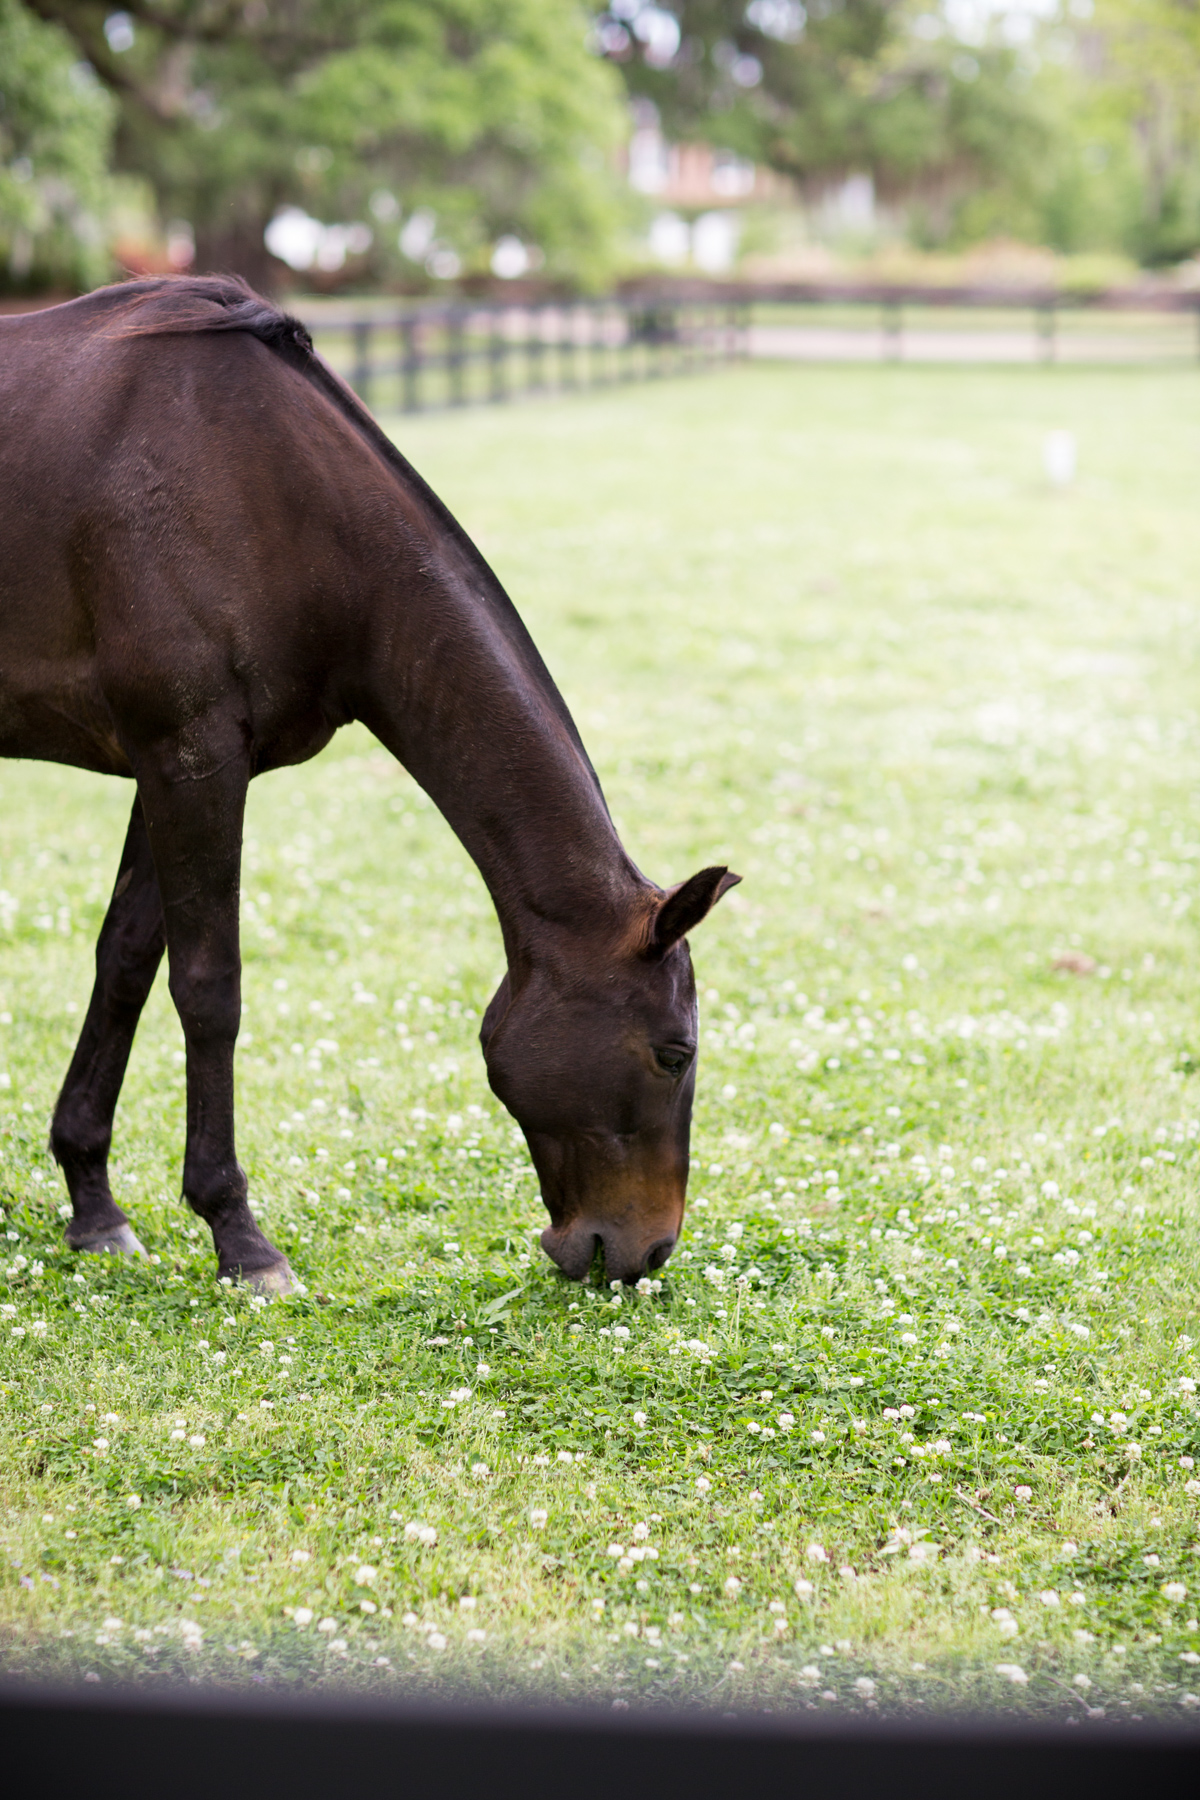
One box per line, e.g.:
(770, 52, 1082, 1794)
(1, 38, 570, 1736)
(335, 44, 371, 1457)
(592, 1, 1049, 215)
(21, 0, 630, 287)
(0, 0, 116, 290)
(4, 0, 1200, 291)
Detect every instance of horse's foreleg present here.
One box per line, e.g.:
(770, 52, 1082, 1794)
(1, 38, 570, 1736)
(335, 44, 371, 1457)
(134, 741, 292, 1293)
(51, 797, 164, 1255)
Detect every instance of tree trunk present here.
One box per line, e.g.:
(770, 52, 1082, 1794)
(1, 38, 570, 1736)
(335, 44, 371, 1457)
(192, 214, 283, 296)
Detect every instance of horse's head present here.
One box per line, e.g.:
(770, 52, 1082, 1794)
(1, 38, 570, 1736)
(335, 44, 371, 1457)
(480, 866, 739, 1284)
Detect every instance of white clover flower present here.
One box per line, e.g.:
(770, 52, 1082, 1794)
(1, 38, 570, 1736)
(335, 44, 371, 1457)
(606, 1543, 626, 1559)
(806, 1543, 828, 1563)
(779, 1412, 795, 1431)
(1164, 1582, 1188, 1602)
(293, 1608, 313, 1627)
(695, 1477, 711, 1494)
(1014, 1485, 1032, 1501)
(631, 1521, 650, 1541)
(724, 1576, 742, 1595)
(1039, 1590, 1059, 1608)
(529, 1508, 548, 1530)
(188, 1434, 206, 1448)
(632, 1410, 648, 1426)
(811, 1429, 825, 1444)
(995, 1663, 1028, 1685)
(354, 1565, 377, 1587)
(291, 1550, 311, 1566)
(854, 1677, 876, 1697)
(794, 1579, 815, 1600)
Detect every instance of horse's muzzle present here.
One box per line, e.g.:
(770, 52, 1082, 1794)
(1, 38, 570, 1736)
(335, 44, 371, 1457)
(540, 1220, 678, 1286)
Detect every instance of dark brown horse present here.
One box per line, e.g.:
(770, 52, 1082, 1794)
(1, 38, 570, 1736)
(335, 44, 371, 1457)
(0, 276, 738, 1291)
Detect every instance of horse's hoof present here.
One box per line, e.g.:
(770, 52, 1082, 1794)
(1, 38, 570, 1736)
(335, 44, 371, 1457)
(73, 1223, 147, 1258)
(243, 1259, 297, 1298)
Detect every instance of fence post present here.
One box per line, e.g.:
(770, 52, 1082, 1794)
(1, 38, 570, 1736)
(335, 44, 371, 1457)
(352, 320, 373, 406)
(1037, 302, 1057, 363)
(488, 308, 506, 404)
(447, 310, 466, 406)
(530, 306, 546, 392)
(400, 316, 420, 413)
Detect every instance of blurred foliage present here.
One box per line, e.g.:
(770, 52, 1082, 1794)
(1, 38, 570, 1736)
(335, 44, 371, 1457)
(6, 0, 1200, 288)
(0, 0, 116, 292)
(594, 0, 1200, 264)
(596, 0, 1048, 217)
(1084, 0, 1200, 264)
(22, 0, 630, 289)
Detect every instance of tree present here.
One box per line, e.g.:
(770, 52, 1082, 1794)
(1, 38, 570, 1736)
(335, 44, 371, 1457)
(21, 1, 630, 289)
(1082, 0, 1200, 263)
(592, 1, 1051, 240)
(0, 0, 116, 291)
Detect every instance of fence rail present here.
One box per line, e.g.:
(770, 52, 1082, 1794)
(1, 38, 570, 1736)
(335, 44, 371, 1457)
(308, 298, 746, 413)
(305, 283, 1200, 412)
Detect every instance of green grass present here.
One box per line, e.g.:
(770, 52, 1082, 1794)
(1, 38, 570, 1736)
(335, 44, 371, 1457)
(4, 361, 1200, 1722)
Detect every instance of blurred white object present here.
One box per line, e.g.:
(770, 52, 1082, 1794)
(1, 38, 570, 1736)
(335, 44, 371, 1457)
(491, 236, 530, 279)
(264, 209, 372, 273)
(1043, 429, 1077, 486)
(692, 211, 741, 274)
(648, 212, 690, 265)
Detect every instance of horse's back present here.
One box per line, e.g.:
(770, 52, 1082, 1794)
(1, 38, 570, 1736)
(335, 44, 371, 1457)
(0, 286, 379, 774)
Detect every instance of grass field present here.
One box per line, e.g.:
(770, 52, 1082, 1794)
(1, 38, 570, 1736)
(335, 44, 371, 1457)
(4, 360, 1200, 1721)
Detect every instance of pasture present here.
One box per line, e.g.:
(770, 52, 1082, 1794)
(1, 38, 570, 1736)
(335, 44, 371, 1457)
(3, 358, 1200, 1719)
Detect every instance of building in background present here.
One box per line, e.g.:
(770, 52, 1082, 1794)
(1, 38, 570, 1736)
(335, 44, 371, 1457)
(624, 100, 793, 273)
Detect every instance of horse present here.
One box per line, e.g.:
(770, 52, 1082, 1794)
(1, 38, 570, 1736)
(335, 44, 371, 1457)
(0, 276, 739, 1292)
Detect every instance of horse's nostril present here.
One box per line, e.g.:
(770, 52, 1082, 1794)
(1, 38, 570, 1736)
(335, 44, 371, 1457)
(646, 1236, 676, 1272)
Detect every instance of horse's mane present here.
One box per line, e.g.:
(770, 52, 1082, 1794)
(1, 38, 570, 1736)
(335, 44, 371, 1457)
(97, 274, 602, 785)
(102, 276, 424, 504)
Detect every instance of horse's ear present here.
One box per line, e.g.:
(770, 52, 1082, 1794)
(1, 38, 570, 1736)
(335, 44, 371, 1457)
(650, 866, 741, 955)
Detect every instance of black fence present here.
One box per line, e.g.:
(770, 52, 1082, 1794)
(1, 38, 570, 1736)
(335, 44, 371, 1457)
(305, 283, 1200, 411)
(733, 280, 1200, 368)
(308, 298, 747, 413)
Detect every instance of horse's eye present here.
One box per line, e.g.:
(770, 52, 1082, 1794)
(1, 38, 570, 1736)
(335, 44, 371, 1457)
(654, 1046, 690, 1075)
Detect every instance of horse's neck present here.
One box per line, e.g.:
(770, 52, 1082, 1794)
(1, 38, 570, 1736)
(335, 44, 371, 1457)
(360, 531, 646, 953)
